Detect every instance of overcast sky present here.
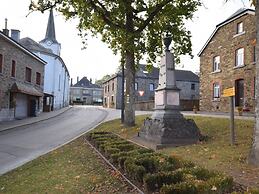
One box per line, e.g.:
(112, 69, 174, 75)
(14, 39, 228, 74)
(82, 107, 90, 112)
(0, 0, 253, 83)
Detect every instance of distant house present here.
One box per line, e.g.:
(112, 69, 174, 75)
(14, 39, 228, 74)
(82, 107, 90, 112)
(102, 64, 199, 110)
(20, 9, 70, 112)
(0, 30, 46, 121)
(70, 77, 103, 105)
(198, 8, 256, 112)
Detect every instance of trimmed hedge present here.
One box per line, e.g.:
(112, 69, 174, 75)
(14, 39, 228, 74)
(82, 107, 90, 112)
(87, 131, 234, 194)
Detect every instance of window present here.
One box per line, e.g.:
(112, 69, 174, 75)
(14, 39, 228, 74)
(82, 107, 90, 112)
(112, 83, 114, 91)
(135, 82, 138, 91)
(235, 48, 244, 67)
(11, 60, 16, 77)
(111, 95, 114, 103)
(58, 74, 61, 91)
(191, 83, 195, 90)
(253, 46, 256, 63)
(83, 90, 89, 94)
(149, 83, 154, 91)
(0, 54, 3, 73)
(237, 22, 243, 34)
(213, 83, 220, 99)
(104, 86, 107, 93)
(25, 67, 32, 82)
(36, 72, 41, 85)
(213, 56, 220, 72)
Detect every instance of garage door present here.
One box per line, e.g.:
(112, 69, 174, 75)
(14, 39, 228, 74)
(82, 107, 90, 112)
(15, 93, 28, 119)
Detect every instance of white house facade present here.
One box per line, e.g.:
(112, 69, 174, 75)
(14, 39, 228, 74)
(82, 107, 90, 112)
(20, 9, 70, 111)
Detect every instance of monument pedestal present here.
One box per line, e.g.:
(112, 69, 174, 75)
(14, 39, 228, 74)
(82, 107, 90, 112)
(139, 37, 201, 149)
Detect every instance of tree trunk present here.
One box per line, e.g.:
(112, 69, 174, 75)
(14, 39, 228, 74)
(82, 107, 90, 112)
(249, 0, 259, 166)
(124, 50, 135, 126)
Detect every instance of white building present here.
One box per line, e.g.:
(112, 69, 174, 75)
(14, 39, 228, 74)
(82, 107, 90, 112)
(20, 9, 70, 111)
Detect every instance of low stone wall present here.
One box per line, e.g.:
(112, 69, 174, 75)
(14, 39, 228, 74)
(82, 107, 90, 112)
(135, 100, 200, 111)
(135, 101, 154, 111)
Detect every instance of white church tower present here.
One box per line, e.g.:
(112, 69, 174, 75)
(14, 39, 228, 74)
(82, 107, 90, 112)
(39, 9, 61, 56)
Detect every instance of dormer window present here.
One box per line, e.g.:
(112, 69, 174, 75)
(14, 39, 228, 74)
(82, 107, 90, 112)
(237, 22, 243, 34)
(213, 56, 220, 72)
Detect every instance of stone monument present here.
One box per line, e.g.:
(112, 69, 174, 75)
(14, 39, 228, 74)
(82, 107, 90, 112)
(139, 35, 201, 149)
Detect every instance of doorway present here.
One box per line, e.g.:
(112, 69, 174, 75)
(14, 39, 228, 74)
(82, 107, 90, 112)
(235, 79, 244, 107)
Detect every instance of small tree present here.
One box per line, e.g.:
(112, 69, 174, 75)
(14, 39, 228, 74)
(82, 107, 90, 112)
(31, 0, 201, 126)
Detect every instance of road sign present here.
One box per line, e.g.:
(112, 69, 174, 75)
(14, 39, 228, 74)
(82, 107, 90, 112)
(222, 87, 235, 97)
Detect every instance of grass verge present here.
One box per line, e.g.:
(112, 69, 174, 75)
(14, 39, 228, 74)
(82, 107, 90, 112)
(0, 136, 137, 194)
(93, 115, 259, 188)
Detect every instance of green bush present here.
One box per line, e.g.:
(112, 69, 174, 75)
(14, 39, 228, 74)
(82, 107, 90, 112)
(189, 167, 218, 181)
(160, 181, 198, 194)
(144, 171, 184, 192)
(124, 159, 146, 182)
(104, 147, 120, 156)
(207, 175, 233, 193)
(135, 156, 159, 173)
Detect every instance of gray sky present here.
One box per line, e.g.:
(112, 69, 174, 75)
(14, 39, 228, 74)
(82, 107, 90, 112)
(0, 0, 253, 83)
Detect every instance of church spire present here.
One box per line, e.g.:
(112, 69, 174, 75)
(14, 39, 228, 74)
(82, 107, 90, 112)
(44, 9, 57, 43)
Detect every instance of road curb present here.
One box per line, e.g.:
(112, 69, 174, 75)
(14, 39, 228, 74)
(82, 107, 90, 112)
(0, 106, 73, 133)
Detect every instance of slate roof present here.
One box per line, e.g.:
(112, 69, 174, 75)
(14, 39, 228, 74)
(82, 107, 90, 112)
(11, 82, 43, 97)
(20, 37, 53, 54)
(73, 77, 101, 88)
(40, 9, 58, 44)
(103, 64, 199, 83)
(198, 8, 255, 56)
(175, 70, 199, 82)
(0, 31, 46, 65)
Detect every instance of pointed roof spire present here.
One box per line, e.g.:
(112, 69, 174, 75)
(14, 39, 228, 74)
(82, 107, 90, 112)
(42, 9, 58, 43)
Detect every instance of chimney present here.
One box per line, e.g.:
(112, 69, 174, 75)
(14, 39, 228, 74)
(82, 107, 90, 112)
(70, 78, 73, 86)
(3, 18, 9, 36)
(77, 76, 79, 83)
(11, 29, 20, 42)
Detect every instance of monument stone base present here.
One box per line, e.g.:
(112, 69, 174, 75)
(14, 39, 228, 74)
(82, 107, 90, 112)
(139, 110, 202, 149)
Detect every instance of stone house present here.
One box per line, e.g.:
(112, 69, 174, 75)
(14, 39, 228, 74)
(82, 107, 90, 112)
(70, 77, 103, 105)
(198, 8, 256, 112)
(20, 9, 70, 112)
(103, 64, 199, 110)
(0, 30, 46, 121)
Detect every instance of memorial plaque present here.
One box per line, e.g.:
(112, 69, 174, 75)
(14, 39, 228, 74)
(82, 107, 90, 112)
(167, 91, 179, 105)
(155, 91, 164, 105)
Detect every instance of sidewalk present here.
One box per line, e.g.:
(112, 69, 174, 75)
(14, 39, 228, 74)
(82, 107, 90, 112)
(181, 111, 255, 120)
(0, 106, 72, 132)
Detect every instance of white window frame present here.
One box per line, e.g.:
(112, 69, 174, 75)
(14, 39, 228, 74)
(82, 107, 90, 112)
(135, 82, 138, 91)
(235, 48, 244, 67)
(149, 83, 154, 91)
(237, 22, 243, 34)
(213, 56, 220, 72)
(213, 83, 220, 99)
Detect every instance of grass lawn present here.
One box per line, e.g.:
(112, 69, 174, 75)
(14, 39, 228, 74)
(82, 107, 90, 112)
(0, 136, 137, 194)
(0, 114, 258, 192)
(95, 115, 259, 189)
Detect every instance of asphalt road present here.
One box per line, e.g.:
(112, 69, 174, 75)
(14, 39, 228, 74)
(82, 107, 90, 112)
(0, 106, 108, 175)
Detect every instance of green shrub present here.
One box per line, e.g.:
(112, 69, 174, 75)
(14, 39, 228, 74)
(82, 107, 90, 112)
(207, 175, 233, 193)
(144, 171, 184, 192)
(116, 143, 136, 152)
(160, 181, 198, 194)
(189, 167, 218, 181)
(135, 156, 159, 173)
(104, 147, 120, 156)
(124, 159, 146, 182)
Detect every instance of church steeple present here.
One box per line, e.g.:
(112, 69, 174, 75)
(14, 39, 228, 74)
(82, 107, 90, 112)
(40, 9, 61, 56)
(44, 9, 57, 43)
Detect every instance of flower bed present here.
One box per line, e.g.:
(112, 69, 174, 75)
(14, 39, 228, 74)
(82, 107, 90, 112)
(87, 131, 233, 194)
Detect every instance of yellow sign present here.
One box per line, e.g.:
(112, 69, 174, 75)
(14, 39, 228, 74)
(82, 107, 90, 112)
(222, 87, 235, 97)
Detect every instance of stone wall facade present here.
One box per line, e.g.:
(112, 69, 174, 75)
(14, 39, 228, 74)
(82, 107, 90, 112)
(199, 11, 256, 112)
(0, 33, 45, 121)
